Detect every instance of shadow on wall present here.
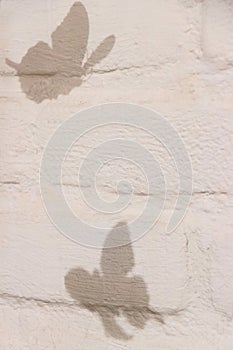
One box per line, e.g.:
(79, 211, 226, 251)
(6, 2, 115, 103)
(65, 222, 164, 340)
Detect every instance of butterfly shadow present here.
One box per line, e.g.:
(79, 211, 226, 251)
(65, 222, 164, 340)
(6, 2, 115, 103)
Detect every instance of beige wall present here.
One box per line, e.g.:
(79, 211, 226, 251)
(1, 0, 233, 349)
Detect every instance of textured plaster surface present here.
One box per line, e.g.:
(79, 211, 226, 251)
(1, 0, 233, 349)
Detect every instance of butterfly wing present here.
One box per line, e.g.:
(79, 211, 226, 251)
(51, 2, 89, 69)
(98, 308, 132, 340)
(6, 41, 55, 75)
(83, 35, 115, 72)
(100, 222, 134, 276)
(6, 41, 62, 103)
(65, 267, 103, 306)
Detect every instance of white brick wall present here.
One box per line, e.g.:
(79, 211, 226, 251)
(1, 0, 233, 349)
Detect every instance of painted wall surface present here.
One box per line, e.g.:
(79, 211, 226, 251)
(1, 1, 233, 349)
